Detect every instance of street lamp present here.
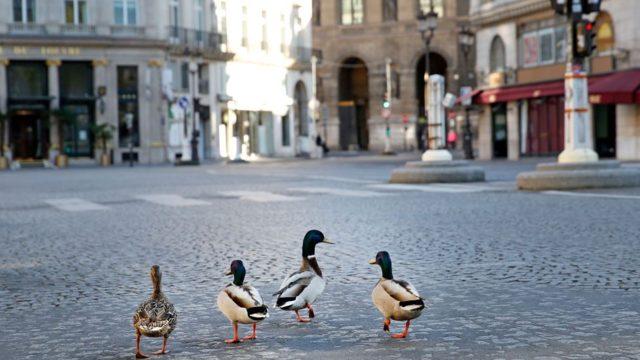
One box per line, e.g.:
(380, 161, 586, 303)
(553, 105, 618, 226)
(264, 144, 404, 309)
(458, 26, 475, 160)
(188, 61, 200, 165)
(417, 1, 438, 150)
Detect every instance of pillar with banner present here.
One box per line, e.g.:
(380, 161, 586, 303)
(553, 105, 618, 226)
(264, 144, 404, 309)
(421, 74, 451, 162)
(558, 70, 598, 163)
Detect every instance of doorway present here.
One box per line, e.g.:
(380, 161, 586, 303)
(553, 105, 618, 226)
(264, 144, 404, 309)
(593, 104, 616, 158)
(9, 109, 49, 160)
(338, 57, 369, 150)
(491, 103, 508, 158)
(62, 103, 94, 157)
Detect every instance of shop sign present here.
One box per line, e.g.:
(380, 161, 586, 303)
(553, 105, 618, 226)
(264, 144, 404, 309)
(0, 46, 81, 56)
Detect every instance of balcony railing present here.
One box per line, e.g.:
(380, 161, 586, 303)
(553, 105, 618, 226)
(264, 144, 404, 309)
(110, 25, 146, 37)
(167, 27, 223, 53)
(8, 23, 47, 35)
(60, 24, 97, 36)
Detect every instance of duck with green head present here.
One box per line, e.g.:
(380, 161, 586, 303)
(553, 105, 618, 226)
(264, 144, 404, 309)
(273, 230, 333, 322)
(132, 265, 177, 358)
(369, 251, 426, 338)
(217, 260, 269, 343)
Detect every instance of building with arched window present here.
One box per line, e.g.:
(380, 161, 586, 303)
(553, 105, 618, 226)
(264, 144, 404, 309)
(469, 0, 640, 162)
(313, 0, 471, 152)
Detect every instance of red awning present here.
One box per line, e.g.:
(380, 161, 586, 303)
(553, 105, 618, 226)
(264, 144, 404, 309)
(589, 68, 640, 104)
(476, 75, 609, 105)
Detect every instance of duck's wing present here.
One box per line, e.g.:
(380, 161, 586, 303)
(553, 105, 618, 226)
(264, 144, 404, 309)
(225, 284, 261, 308)
(273, 270, 314, 297)
(381, 279, 426, 311)
(133, 297, 177, 335)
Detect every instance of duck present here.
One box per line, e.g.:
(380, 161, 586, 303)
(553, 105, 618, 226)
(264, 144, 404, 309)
(273, 229, 333, 322)
(132, 265, 177, 358)
(217, 260, 269, 343)
(369, 251, 426, 338)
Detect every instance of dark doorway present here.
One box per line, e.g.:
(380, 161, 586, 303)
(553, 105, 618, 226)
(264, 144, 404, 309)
(338, 57, 369, 150)
(491, 103, 508, 158)
(416, 52, 447, 150)
(60, 62, 95, 157)
(9, 109, 49, 160)
(593, 104, 616, 158)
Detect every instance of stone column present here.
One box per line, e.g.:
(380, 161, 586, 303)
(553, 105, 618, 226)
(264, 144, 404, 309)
(422, 74, 452, 161)
(46, 59, 61, 160)
(558, 71, 598, 163)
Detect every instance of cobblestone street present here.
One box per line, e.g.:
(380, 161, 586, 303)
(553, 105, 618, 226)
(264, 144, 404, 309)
(1, 155, 639, 359)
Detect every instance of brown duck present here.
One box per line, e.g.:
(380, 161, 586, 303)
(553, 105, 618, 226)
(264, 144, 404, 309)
(132, 265, 177, 358)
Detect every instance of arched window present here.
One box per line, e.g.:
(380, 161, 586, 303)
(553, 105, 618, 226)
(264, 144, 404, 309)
(489, 35, 506, 73)
(383, 0, 397, 22)
(294, 82, 309, 136)
(595, 12, 614, 54)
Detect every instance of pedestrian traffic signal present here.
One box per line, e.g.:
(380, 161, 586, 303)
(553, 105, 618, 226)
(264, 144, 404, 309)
(382, 98, 391, 109)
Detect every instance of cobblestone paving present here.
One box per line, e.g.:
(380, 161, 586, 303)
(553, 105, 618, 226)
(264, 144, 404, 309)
(1, 156, 639, 359)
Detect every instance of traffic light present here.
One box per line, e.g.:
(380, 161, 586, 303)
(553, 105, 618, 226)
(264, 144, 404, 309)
(382, 97, 390, 109)
(573, 19, 597, 59)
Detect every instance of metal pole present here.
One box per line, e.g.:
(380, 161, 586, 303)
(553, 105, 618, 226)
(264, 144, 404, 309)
(384, 57, 393, 154)
(423, 38, 430, 151)
(462, 43, 474, 160)
(190, 66, 200, 164)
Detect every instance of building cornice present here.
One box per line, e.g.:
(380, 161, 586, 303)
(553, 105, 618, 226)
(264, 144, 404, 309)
(470, 0, 551, 27)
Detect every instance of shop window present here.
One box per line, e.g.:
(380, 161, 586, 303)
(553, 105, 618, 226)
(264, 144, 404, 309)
(117, 66, 139, 147)
(489, 35, 506, 73)
(383, 0, 397, 22)
(340, 0, 364, 25)
(7, 61, 47, 97)
(13, 0, 35, 23)
(60, 62, 93, 98)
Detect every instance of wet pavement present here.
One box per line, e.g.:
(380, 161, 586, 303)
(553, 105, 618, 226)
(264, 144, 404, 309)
(1, 154, 639, 359)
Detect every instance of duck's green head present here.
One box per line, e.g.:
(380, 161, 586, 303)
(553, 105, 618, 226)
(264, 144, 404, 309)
(302, 229, 333, 258)
(369, 251, 393, 279)
(225, 260, 246, 286)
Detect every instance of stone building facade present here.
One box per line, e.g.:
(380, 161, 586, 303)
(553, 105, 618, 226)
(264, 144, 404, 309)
(470, 0, 640, 161)
(0, 0, 314, 166)
(313, 0, 472, 152)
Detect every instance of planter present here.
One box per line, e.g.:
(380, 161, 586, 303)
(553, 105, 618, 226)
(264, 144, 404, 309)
(55, 154, 69, 168)
(0, 156, 8, 170)
(100, 153, 111, 166)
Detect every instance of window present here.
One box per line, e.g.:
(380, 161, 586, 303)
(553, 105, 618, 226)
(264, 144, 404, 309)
(293, 6, 303, 48)
(241, 6, 248, 48)
(383, 0, 397, 22)
(114, 0, 137, 26)
(169, 0, 179, 30)
(7, 61, 47, 97)
(595, 12, 614, 54)
(280, 14, 287, 53)
(117, 66, 139, 148)
(489, 36, 506, 73)
(418, 0, 443, 17)
(519, 24, 566, 67)
(312, 0, 321, 26)
(180, 62, 189, 91)
(294, 82, 309, 136)
(13, 0, 35, 23)
(195, 0, 204, 31)
(60, 62, 93, 98)
(65, 0, 87, 24)
(261, 10, 268, 52)
(198, 64, 209, 94)
(341, 0, 364, 25)
(217, 0, 227, 34)
(282, 111, 291, 146)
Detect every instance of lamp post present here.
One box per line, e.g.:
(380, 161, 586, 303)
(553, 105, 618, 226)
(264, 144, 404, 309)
(458, 26, 475, 160)
(417, 1, 438, 151)
(188, 61, 200, 165)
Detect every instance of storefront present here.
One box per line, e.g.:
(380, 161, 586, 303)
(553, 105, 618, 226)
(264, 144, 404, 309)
(60, 61, 95, 158)
(474, 68, 640, 161)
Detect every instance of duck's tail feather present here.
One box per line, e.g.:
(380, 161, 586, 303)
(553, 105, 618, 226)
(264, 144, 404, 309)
(275, 296, 296, 310)
(247, 305, 269, 320)
(399, 299, 425, 311)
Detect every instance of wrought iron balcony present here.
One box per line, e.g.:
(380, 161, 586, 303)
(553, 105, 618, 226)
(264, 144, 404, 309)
(110, 25, 146, 37)
(167, 26, 224, 54)
(60, 24, 97, 36)
(8, 23, 47, 35)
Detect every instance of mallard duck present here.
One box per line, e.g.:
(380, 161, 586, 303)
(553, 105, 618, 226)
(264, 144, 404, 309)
(217, 260, 269, 343)
(273, 230, 333, 322)
(132, 265, 177, 358)
(369, 251, 426, 338)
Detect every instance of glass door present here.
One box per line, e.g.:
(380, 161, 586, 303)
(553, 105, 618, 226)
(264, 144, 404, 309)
(492, 103, 508, 158)
(62, 104, 94, 157)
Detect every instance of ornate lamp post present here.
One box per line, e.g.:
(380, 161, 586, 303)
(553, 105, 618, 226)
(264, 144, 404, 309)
(417, 2, 438, 151)
(458, 26, 475, 160)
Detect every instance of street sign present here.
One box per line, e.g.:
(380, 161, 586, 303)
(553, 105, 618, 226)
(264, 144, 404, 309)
(178, 96, 189, 110)
(460, 86, 473, 107)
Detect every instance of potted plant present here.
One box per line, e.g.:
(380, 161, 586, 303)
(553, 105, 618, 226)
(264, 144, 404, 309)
(91, 123, 114, 166)
(50, 108, 76, 168)
(0, 111, 7, 170)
